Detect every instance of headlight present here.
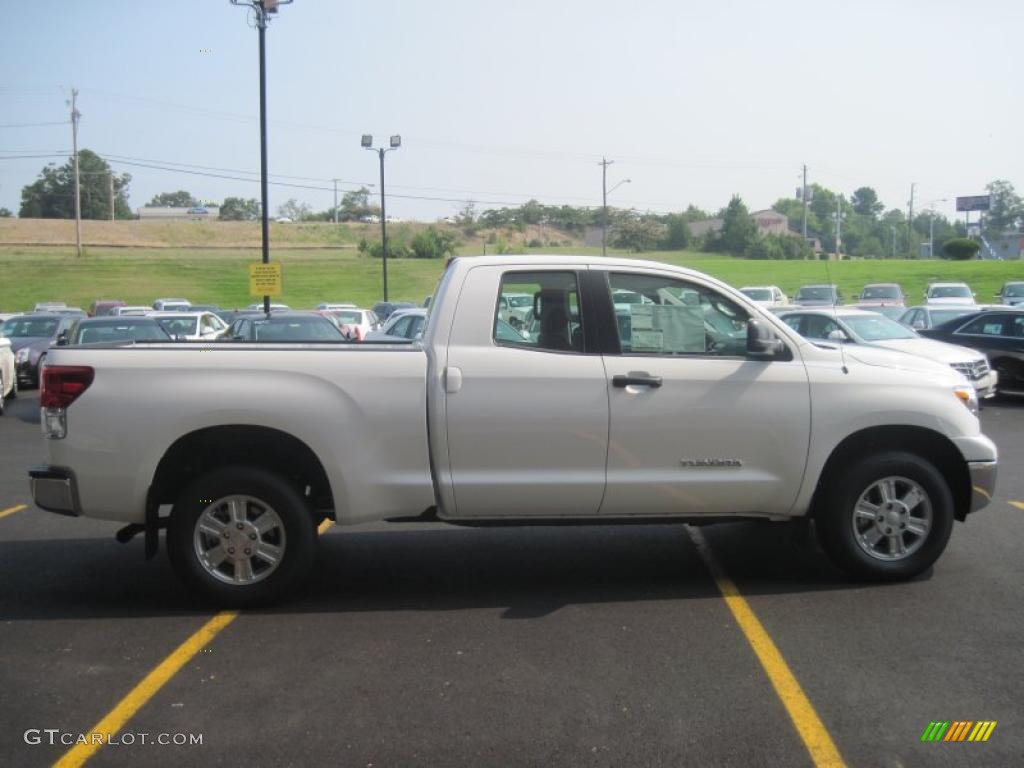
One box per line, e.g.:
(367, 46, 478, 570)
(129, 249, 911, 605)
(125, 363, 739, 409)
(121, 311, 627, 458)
(953, 385, 978, 416)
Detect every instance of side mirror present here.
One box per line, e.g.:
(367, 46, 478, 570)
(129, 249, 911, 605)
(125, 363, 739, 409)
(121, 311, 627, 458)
(746, 319, 784, 360)
(56, 331, 69, 346)
(826, 329, 849, 342)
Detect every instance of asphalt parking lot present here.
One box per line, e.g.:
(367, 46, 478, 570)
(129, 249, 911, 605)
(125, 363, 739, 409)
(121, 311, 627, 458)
(1, 393, 1022, 768)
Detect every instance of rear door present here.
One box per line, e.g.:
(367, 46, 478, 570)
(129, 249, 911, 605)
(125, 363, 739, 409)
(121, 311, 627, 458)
(443, 266, 609, 518)
(596, 269, 811, 518)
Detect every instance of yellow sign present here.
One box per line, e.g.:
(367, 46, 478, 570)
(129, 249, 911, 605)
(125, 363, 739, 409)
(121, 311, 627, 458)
(249, 262, 282, 297)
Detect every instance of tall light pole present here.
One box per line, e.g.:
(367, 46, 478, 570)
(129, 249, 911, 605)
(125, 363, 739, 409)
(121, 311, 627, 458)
(599, 157, 630, 256)
(923, 198, 947, 259)
(362, 134, 401, 301)
(68, 88, 82, 257)
(231, 0, 291, 313)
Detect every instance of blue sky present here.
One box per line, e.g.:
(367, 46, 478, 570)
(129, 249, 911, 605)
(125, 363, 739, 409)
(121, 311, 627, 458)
(1, 0, 1020, 222)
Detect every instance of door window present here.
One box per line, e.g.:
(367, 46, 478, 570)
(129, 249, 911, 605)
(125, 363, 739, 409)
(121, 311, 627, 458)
(607, 273, 748, 357)
(494, 272, 583, 352)
(801, 315, 841, 340)
(957, 315, 1007, 337)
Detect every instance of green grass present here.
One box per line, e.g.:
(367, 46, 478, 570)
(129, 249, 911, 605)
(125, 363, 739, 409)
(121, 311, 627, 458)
(1, 245, 1020, 312)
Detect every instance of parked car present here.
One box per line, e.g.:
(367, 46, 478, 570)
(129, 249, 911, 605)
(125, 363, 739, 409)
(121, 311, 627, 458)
(152, 298, 192, 311)
(920, 309, 1024, 394)
(925, 282, 975, 305)
(319, 308, 380, 341)
(857, 283, 905, 307)
(89, 300, 125, 317)
(187, 304, 223, 314)
(3, 313, 77, 387)
(225, 311, 346, 342)
(497, 292, 534, 328)
(34, 301, 66, 312)
(52, 307, 87, 317)
(60, 316, 172, 345)
(188, 207, 209, 216)
(114, 305, 153, 316)
(793, 284, 842, 307)
(30, 255, 996, 605)
(993, 281, 1024, 307)
(152, 312, 229, 341)
(247, 302, 291, 311)
(739, 285, 788, 307)
(779, 307, 997, 399)
(899, 305, 979, 331)
(0, 333, 15, 414)
(316, 302, 357, 311)
(371, 301, 416, 321)
(852, 305, 906, 322)
(365, 308, 428, 341)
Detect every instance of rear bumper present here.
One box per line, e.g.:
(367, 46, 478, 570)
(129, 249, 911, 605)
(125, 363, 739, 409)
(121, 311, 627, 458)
(28, 466, 81, 516)
(967, 460, 997, 514)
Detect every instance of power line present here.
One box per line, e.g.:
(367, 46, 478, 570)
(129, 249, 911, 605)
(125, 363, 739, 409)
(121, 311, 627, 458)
(0, 121, 67, 128)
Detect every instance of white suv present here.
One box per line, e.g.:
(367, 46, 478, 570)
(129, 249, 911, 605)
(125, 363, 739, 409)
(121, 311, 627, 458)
(926, 282, 975, 306)
(740, 285, 788, 307)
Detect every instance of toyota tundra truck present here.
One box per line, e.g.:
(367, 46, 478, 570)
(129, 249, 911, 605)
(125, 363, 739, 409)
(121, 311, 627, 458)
(28, 256, 998, 605)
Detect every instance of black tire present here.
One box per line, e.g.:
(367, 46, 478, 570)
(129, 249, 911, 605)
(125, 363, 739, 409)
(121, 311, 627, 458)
(167, 466, 317, 607)
(815, 451, 954, 581)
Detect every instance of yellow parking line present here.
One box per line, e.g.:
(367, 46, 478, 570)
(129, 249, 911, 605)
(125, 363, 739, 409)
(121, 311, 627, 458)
(54, 610, 239, 768)
(687, 527, 846, 768)
(56, 517, 336, 767)
(1010, 501, 1024, 512)
(0, 503, 28, 520)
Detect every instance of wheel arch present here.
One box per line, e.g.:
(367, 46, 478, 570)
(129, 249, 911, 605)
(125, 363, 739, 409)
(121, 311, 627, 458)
(149, 425, 335, 520)
(810, 425, 972, 522)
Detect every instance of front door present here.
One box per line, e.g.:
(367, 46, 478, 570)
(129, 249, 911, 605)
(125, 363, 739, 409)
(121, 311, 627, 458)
(598, 270, 811, 518)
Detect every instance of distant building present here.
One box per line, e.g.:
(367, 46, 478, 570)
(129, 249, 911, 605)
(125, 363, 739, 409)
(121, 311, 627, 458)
(138, 206, 220, 220)
(751, 209, 789, 235)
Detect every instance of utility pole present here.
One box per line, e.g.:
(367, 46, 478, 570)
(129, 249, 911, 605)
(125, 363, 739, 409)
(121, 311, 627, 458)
(834, 195, 842, 258)
(801, 164, 808, 242)
(70, 88, 82, 257)
(600, 157, 612, 257)
(332, 178, 338, 224)
(907, 182, 916, 257)
(108, 172, 115, 221)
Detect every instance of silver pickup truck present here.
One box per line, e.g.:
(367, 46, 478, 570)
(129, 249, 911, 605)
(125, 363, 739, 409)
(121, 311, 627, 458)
(29, 256, 997, 605)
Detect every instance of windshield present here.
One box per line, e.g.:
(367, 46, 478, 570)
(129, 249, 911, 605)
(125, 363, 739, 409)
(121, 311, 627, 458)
(75, 322, 170, 344)
(254, 317, 342, 341)
(929, 285, 971, 298)
(1, 317, 59, 338)
(157, 317, 199, 336)
(930, 308, 976, 325)
(741, 288, 772, 301)
(797, 286, 835, 300)
(861, 286, 900, 299)
(1004, 284, 1024, 297)
(844, 315, 918, 341)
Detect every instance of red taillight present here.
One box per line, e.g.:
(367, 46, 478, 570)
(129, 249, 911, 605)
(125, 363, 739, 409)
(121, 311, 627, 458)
(41, 366, 94, 408)
(353, 326, 363, 341)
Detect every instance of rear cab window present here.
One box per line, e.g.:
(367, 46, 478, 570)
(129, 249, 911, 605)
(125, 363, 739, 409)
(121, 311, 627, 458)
(493, 271, 583, 353)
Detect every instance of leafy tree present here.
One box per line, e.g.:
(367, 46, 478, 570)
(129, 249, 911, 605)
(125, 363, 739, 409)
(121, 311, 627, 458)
(409, 226, 460, 259)
(19, 149, 132, 219)
(711, 196, 757, 256)
(339, 187, 379, 222)
(148, 190, 197, 208)
(0, 208, 12, 218)
(660, 213, 691, 250)
(984, 180, 1022, 233)
(942, 237, 980, 260)
(611, 215, 663, 252)
(850, 187, 883, 218)
(219, 197, 260, 221)
(276, 198, 311, 221)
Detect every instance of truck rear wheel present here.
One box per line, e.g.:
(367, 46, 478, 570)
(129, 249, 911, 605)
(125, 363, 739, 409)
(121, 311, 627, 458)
(815, 451, 954, 581)
(167, 466, 316, 606)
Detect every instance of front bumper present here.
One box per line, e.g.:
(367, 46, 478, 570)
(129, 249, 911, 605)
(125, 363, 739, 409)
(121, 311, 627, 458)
(15, 358, 39, 384)
(967, 460, 997, 514)
(974, 370, 998, 400)
(28, 466, 80, 516)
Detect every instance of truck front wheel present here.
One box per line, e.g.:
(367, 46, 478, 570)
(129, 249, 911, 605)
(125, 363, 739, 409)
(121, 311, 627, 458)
(815, 451, 954, 581)
(167, 466, 317, 606)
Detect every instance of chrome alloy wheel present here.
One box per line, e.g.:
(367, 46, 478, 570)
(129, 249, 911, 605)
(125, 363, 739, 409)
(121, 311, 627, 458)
(851, 476, 932, 561)
(192, 495, 286, 585)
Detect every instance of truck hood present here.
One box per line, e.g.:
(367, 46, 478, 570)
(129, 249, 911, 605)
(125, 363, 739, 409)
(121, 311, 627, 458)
(9, 337, 52, 355)
(841, 343, 963, 381)
(868, 338, 984, 365)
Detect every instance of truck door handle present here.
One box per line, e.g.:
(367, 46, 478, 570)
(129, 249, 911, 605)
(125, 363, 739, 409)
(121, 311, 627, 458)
(612, 373, 663, 388)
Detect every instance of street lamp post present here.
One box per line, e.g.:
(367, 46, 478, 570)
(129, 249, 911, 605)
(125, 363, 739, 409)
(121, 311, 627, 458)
(231, 0, 291, 313)
(362, 134, 401, 302)
(599, 157, 630, 256)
